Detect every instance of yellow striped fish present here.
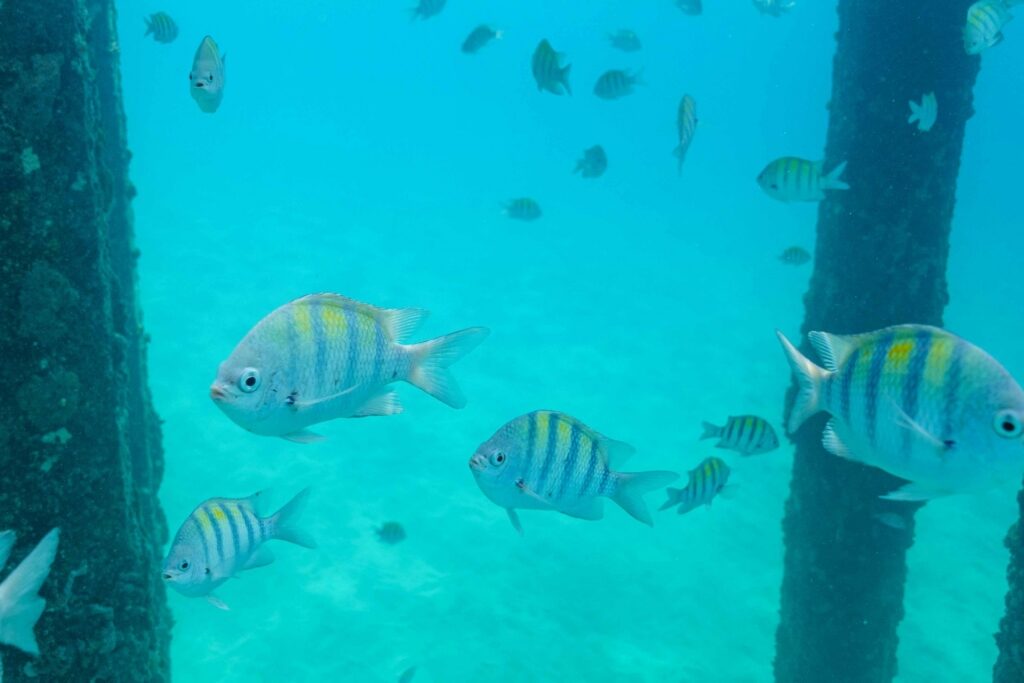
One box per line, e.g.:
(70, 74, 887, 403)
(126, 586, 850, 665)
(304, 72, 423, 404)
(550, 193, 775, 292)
(469, 410, 677, 533)
(659, 457, 731, 515)
(964, 0, 1013, 54)
(189, 36, 226, 114)
(674, 94, 698, 174)
(532, 40, 572, 95)
(701, 415, 779, 456)
(162, 489, 315, 610)
(144, 12, 178, 44)
(777, 325, 1024, 500)
(757, 156, 849, 202)
(211, 293, 488, 443)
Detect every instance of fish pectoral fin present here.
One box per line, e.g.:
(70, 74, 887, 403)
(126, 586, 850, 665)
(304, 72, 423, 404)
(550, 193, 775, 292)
(880, 481, 950, 502)
(206, 595, 230, 611)
(352, 389, 403, 418)
(506, 508, 524, 536)
(242, 546, 275, 572)
(890, 401, 952, 459)
(281, 429, 326, 444)
(515, 479, 555, 508)
(287, 386, 359, 411)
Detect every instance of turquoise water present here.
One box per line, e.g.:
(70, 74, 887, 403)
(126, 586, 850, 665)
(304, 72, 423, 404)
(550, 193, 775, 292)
(117, 2, 1024, 681)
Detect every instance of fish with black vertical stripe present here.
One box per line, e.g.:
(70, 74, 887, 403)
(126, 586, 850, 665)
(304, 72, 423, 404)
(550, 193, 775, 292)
(210, 293, 489, 443)
(144, 12, 178, 44)
(777, 325, 1024, 500)
(593, 69, 643, 100)
(757, 156, 849, 202)
(531, 40, 572, 95)
(468, 410, 678, 533)
(161, 489, 316, 610)
(701, 415, 779, 456)
(659, 457, 731, 515)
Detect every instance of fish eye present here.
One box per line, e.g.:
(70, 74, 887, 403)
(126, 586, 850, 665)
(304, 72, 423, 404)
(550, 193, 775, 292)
(238, 368, 261, 393)
(994, 410, 1023, 438)
(179, 560, 189, 570)
(489, 451, 506, 466)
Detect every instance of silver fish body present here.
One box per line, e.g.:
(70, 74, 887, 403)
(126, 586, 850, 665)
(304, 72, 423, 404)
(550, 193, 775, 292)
(964, 0, 1013, 54)
(189, 36, 225, 113)
(757, 157, 849, 202)
(701, 415, 779, 456)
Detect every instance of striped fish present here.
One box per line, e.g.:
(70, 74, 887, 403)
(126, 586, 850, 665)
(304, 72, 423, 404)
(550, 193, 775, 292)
(161, 489, 316, 610)
(462, 25, 502, 54)
(779, 246, 811, 265)
(659, 457, 731, 515)
(189, 36, 225, 114)
(778, 325, 1024, 500)
(964, 1, 1013, 54)
(469, 410, 678, 533)
(757, 157, 849, 202)
(574, 145, 607, 179)
(411, 0, 446, 21)
(701, 415, 779, 456)
(210, 293, 489, 443)
(532, 40, 572, 96)
(594, 69, 642, 100)
(0, 528, 59, 658)
(674, 94, 698, 174)
(504, 197, 542, 221)
(144, 12, 178, 44)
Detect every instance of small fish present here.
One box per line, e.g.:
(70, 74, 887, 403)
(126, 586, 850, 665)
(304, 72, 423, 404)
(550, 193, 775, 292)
(674, 94, 698, 173)
(189, 36, 225, 114)
(659, 457, 731, 515)
(469, 410, 678, 533)
(964, 1, 1013, 54)
(0, 529, 59, 658)
(532, 40, 572, 96)
(376, 522, 406, 545)
(753, 0, 797, 17)
(908, 92, 938, 132)
(398, 666, 417, 683)
(757, 157, 849, 202)
(777, 325, 1024, 500)
(210, 294, 488, 443)
(144, 12, 178, 44)
(594, 69, 642, 100)
(608, 30, 642, 52)
(779, 246, 811, 265)
(676, 0, 703, 15)
(504, 197, 542, 221)
(574, 145, 607, 179)
(462, 25, 502, 54)
(411, 0, 445, 21)
(701, 416, 779, 456)
(162, 490, 316, 609)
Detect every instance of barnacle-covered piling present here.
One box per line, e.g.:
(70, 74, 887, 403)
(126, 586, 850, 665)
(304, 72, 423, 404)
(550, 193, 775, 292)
(0, 0, 171, 680)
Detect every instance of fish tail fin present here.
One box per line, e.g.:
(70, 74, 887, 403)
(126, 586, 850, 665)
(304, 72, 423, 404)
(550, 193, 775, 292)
(700, 421, 721, 440)
(143, 17, 152, 36)
(822, 160, 849, 190)
(776, 330, 828, 433)
(561, 64, 573, 95)
(658, 487, 683, 512)
(611, 471, 679, 526)
(406, 327, 490, 408)
(494, 29, 505, 40)
(268, 489, 317, 549)
(0, 529, 59, 656)
(908, 100, 922, 124)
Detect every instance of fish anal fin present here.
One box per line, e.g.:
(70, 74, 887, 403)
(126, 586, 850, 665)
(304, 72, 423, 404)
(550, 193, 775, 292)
(281, 429, 325, 444)
(506, 509, 524, 535)
(880, 482, 950, 502)
(242, 545, 275, 572)
(206, 595, 230, 611)
(352, 389, 403, 418)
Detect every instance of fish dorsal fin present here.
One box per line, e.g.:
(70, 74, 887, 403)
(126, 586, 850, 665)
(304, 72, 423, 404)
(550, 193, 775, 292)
(240, 490, 269, 516)
(808, 331, 861, 372)
(592, 430, 635, 468)
(294, 293, 427, 341)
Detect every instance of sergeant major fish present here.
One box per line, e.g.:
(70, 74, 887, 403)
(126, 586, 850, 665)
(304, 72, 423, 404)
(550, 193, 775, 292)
(504, 197, 542, 221)
(701, 415, 779, 456)
(462, 25, 502, 54)
(210, 293, 489, 443)
(779, 246, 811, 265)
(189, 36, 225, 113)
(659, 457, 730, 515)
(0, 529, 59, 663)
(532, 40, 572, 95)
(574, 145, 607, 179)
(594, 69, 642, 100)
(469, 410, 678, 533)
(777, 325, 1024, 500)
(964, 0, 1013, 54)
(162, 489, 316, 610)
(757, 157, 849, 202)
(608, 30, 642, 52)
(675, 94, 698, 173)
(144, 12, 178, 44)
(411, 0, 445, 21)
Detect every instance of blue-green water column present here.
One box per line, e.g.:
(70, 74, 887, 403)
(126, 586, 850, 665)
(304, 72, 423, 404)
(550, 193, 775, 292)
(0, 0, 171, 680)
(772, 1, 980, 682)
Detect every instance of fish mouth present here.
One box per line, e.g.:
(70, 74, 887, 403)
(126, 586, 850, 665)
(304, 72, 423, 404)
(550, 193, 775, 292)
(161, 572, 174, 581)
(209, 385, 228, 402)
(468, 454, 486, 472)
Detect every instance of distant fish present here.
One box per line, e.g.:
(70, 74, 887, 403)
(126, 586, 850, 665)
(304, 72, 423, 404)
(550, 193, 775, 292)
(376, 522, 406, 545)
(210, 293, 489, 442)
(676, 0, 703, 15)
(608, 29, 642, 52)
(779, 246, 811, 265)
(594, 69, 642, 100)
(753, 0, 797, 16)
(574, 145, 607, 179)
(144, 12, 178, 43)
(873, 512, 908, 531)
(469, 410, 677, 533)
(964, 0, 1013, 54)
(908, 92, 938, 132)
(189, 36, 225, 114)
(757, 157, 849, 202)
(398, 666, 417, 683)
(411, 0, 445, 21)
(659, 457, 731, 515)
(0, 529, 60, 658)
(462, 25, 502, 54)
(777, 325, 1024, 501)
(674, 94, 698, 173)
(701, 416, 779, 456)
(504, 197, 542, 221)
(162, 490, 316, 610)
(532, 40, 572, 95)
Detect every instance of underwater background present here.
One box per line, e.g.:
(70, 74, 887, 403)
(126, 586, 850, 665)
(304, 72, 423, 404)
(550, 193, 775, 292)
(115, 1, 1024, 681)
